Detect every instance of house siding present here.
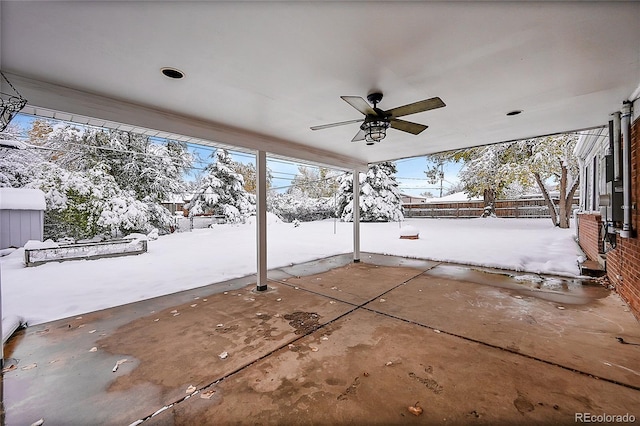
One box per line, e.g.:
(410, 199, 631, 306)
(606, 114, 640, 320)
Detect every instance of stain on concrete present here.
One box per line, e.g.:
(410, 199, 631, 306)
(337, 376, 361, 401)
(283, 311, 321, 334)
(514, 391, 535, 414)
(408, 371, 444, 394)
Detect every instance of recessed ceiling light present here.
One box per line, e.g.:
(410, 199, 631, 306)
(506, 110, 523, 116)
(161, 67, 185, 79)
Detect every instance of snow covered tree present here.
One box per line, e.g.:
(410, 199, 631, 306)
(0, 124, 41, 188)
(39, 125, 192, 203)
(336, 162, 403, 222)
(39, 122, 87, 169)
(3, 120, 194, 238)
(231, 161, 272, 193)
(427, 144, 533, 216)
(513, 134, 580, 228)
(288, 166, 339, 198)
(79, 129, 191, 204)
(27, 119, 53, 145)
(187, 149, 255, 222)
(40, 125, 192, 232)
(27, 162, 151, 239)
(424, 155, 447, 198)
(268, 193, 335, 222)
(444, 181, 465, 196)
(456, 145, 524, 217)
(426, 133, 579, 227)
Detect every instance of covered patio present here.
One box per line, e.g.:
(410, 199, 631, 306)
(4, 254, 640, 424)
(2, 1, 640, 424)
(2, 1, 639, 285)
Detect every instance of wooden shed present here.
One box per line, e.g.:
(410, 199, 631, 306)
(0, 188, 46, 249)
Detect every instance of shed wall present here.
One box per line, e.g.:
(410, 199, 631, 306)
(0, 210, 44, 249)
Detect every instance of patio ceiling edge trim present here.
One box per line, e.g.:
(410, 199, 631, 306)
(3, 72, 369, 172)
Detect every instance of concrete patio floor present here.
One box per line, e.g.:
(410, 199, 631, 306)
(2, 253, 640, 425)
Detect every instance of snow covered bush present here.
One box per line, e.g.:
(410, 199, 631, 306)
(97, 194, 149, 235)
(28, 163, 168, 240)
(267, 193, 335, 223)
(187, 149, 255, 223)
(28, 163, 107, 239)
(336, 162, 404, 222)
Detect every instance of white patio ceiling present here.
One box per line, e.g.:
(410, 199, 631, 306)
(2, 1, 639, 171)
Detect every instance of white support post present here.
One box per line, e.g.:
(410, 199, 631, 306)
(353, 170, 361, 263)
(1, 263, 3, 367)
(256, 150, 268, 291)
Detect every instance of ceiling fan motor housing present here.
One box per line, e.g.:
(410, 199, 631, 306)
(366, 92, 384, 106)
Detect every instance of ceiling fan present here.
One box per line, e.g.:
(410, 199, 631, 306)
(311, 92, 445, 145)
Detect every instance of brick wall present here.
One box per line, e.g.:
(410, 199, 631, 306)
(577, 213, 602, 262)
(606, 114, 640, 321)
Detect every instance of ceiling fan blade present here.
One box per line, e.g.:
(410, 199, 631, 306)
(386, 97, 446, 118)
(390, 118, 428, 135)
(351, 128, 366, 142)
(310, 118, 364, 131)
(341, 96, 376, 116)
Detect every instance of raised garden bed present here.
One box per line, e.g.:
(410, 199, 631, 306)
(24, 238, 147, 267)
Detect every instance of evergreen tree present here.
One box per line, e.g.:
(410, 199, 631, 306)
(187, 149, 255, 222)
(336, 162, 403, 222)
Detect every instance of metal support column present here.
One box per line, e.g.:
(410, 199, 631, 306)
(353, 170, 361, 263)
(256, 150, 268, 291)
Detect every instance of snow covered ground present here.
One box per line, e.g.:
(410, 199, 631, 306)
(1, 217, 584, 329)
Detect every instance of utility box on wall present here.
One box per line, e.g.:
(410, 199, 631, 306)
(0, 188, 46, 249)
(603, 131, 624, 224)
(603, 181, 624, 223)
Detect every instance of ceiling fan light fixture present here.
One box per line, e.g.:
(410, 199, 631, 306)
(362, 119, 390, 144)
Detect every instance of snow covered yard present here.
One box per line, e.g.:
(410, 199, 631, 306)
(1, 217, 583, 327)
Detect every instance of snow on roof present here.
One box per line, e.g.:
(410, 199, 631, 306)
(0, 188, 46, 210)
(162, 193, 187, 204)
(399, 193, 427, 199)
(426, 191, 481, 203)
(0, 139, 28, 149)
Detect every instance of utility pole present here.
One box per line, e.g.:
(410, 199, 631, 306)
(439, 163, 444, 198)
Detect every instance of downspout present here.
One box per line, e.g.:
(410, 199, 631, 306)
(613, 112, 621, 181)
(620, 102, 632, 238)
(575, 157, 584, 240)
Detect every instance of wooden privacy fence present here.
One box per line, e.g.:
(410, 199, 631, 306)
(404, 197, 579, 219)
